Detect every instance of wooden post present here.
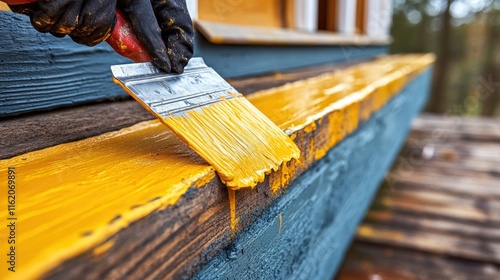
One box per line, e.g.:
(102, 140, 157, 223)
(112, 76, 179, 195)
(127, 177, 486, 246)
(355, 0, 367, 34)
(337, 0, 357, 35)
(292, 0, 319, 32)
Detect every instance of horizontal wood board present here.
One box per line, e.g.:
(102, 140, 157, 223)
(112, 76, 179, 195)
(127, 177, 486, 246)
(336, 114, 500, 279)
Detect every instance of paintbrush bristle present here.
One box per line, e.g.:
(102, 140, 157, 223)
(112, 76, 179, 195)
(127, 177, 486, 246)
(164, 96, 300, 189)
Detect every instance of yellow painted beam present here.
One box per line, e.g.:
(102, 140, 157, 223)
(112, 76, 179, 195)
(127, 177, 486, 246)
(0, 3, 10, 11)
(0, 54, 435, 280)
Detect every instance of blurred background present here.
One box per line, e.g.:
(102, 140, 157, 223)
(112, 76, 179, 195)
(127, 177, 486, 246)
(391, 0, 500, 116)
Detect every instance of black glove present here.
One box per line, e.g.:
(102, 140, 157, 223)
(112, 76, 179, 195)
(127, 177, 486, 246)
(10, 0, 118, 46)
(151, 0, 194, 73)
(9, 0, 194, 73)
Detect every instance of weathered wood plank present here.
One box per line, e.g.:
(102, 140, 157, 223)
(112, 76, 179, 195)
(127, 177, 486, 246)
(410, 115, 500, 142)
(0, 61, 354, 160)
(388, 172, 500, 199)
(374, 186, 500, 224)
(337, 243, 500, 280)
(338, 114, 500, 279)
(365, 209, 500, 242)
(356, 224, 500, 263)
(0, 11, 130, 117)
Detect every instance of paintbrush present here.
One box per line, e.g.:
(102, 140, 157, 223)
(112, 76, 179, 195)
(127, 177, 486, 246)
(111, 59, 300, 189)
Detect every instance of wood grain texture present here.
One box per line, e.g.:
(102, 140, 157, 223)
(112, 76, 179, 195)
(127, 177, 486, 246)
(337, 243, 500, 280)
(337, 115, 500, 279)
(0, 61, 355, 160)
(0, 56, 434, 279)
(0, 12, 131, 117)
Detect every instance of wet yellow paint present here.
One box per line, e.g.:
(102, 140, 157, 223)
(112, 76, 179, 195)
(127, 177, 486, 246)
(228, 189, 238, 233)
(92, 240, 115, 256)
(255, 54, 435, 193)
(0, 54, 435, 280)
(164, 97, 300, 190)
(0, 121, 215, 280)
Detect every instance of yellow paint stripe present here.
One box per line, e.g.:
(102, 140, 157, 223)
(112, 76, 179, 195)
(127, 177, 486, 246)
(0, 54, 435, 280)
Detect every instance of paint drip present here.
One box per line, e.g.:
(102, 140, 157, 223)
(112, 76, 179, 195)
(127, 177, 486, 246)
(164, 96, 301, 190)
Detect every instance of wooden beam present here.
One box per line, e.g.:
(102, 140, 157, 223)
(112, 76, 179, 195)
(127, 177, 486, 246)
(0, 11, 130, 117)
(0, 61, 356, 160)
(0, 54, 434, 280)
(0, 11, 389, 116)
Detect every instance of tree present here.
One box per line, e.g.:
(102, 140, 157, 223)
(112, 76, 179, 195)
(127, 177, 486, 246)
(428, 0, 453, 113)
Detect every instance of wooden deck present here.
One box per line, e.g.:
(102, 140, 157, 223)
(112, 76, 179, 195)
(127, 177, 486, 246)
(336, 114, 500, 280)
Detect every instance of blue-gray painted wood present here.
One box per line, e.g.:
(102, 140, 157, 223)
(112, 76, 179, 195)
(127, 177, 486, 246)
(194, 33, 389, 78)
(0, 11, 387, 117)
(194, 69, 433, 280)
(0, 12, 131, 117)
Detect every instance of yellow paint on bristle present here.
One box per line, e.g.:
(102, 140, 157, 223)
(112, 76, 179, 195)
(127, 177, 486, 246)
(164, 96, 301, 190)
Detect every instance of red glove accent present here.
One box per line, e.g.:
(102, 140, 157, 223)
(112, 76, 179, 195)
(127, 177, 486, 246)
(106, 10, 152, 63)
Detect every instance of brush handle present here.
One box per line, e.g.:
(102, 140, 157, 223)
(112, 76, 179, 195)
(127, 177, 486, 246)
(5, 0, 151, 63)
(106, 9, 152, 63)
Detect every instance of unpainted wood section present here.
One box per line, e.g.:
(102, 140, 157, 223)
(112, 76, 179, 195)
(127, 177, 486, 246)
(337, 115, 500, 279)
(0, 55, 435, 280)
(195, 20, 391, 46)
(198, 0, 283, 28)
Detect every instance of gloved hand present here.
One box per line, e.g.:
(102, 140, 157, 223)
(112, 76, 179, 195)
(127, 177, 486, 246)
(9, 0, 118, 46)
(7, 0, 194, 73)
(118, 0, 194, 73)
(151, 0, 194, 73)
